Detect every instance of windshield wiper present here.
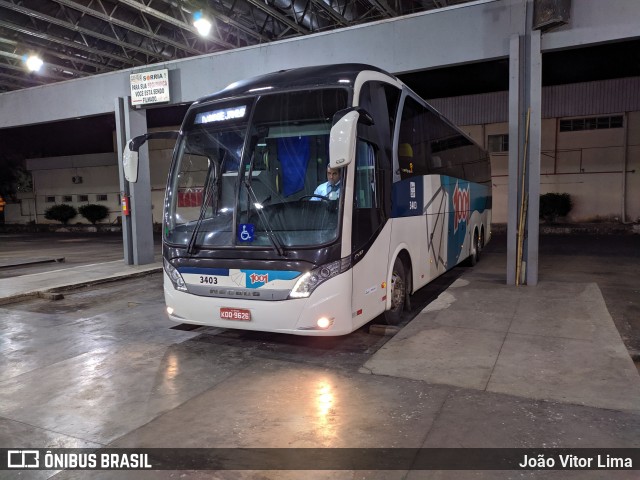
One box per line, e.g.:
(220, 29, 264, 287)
(186, 163, 219, 255)
(243, 166, 285, 257)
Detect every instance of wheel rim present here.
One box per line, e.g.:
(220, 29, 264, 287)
(391, 271, 404, 311)
(473, 232, 480, 262)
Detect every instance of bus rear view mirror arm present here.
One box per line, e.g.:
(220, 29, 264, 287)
(123, 131, 179, 183)
(331, 107, 374, 127)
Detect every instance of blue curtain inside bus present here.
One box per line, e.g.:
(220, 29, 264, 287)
(277, 136, 310, 196)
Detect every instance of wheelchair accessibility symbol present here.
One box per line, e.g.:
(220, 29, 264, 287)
(238, 223, 255, 242)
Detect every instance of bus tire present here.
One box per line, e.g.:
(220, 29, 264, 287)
(469, 229, 480, 266)
(384, 257, 406, 325)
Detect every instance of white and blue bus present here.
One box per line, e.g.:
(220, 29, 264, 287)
(124, 64, 491, 335)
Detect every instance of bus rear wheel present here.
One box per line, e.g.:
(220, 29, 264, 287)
(384, 258, 406, 325)
(469, 229, 481, 266)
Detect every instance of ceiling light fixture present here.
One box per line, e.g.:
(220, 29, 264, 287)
(193, 11, 212, 37)
(24, 55, 43, 72)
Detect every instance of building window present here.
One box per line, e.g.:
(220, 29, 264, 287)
(77, 194, 89, 202)
(45, 196, 56, 203)
(96, 194, 108, 202)
(559, 115, 623, 132)
(62, 195, 72, 202)
(488, 134, 509, 153)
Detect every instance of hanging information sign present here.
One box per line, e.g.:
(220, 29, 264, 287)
(130, 69, 170, 106)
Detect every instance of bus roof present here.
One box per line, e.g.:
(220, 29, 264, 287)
(195, 63, 393, 104)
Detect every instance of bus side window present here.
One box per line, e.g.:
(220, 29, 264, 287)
(352, 140, 384, 251)
(397, 96, 429, 180)
(355, 140, 378, 209)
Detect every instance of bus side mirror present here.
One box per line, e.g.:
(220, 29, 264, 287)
(123, 140, 139, 183)
(329, 110, 360, 169)
(122, 131, 179, 183)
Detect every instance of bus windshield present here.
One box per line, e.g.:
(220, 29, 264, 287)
(164, 88, 349, 250)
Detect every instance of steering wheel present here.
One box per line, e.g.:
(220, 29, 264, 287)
(300, 194, 330, 202)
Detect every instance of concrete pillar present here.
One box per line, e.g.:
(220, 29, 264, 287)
(123, 102, 155, 265)
(525, 30, 542, 286)
(114, 97, 134, 265)
(507, 5, 542, 286)
(507, 35, 522, 286)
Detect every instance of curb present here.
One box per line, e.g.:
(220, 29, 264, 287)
(0, 257, 65, 269)
(491, 223, 639, 235)
(0, 267, 162, 306)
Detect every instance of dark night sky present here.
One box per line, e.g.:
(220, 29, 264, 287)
(1, 39, 639, 161)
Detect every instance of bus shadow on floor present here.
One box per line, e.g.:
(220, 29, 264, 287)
(169, 267, 465, 370)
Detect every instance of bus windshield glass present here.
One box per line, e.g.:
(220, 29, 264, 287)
(164, 88, 349, 250)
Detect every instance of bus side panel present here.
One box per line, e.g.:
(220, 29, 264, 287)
(440, 175, 491, 267)
(350, 222, 392, 330)
(392, 175, 491, 293)
(421, 175, 450, 288)
(390, 177, 427, 295)
(471, 182, 492, 247)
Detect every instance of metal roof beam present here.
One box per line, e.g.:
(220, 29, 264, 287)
(242, 0, 309, 35)
(206, 6, 269, 43)
(0, 0, 166, 62)
(0, 19, 143, 67)
(0, 36, 17, 47)
(0, 70, 47, 86)
(365, 0, 395, 17)
(14, 37, 119, 72)
(51, 0, 203, 56)
(0, 58, 78, 81)
(117, 0, 235, 50)
(0, 49, 21, 61)
(310, 0, 350, 26)
(156, 0, 269, 43)
(0, 77, 32, 90)
(0, 48, 92, 77)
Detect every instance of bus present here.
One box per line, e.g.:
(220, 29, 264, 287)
(123, 64, 491, 336)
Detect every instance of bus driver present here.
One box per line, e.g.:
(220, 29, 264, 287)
(313, 166, 341, 200)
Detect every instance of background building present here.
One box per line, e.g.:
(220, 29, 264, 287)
(7, 76, 638, 226)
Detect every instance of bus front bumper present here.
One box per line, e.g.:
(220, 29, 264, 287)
(163, 271, 354, 336)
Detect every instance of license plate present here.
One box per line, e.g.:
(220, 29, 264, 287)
(220, 307, 251, 321)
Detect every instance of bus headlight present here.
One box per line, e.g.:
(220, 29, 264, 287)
(164, 259, 187, 291)
(289, 258, 350, 298)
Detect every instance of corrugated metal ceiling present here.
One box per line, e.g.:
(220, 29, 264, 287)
(0, 0, 476, 93)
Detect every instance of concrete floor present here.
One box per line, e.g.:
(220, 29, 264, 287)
(0, 232, 639, 479)
(0, 232, 137, 277)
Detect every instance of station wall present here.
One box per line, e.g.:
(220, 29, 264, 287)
(459, 112, 639, 224)
(4, 140, 173, 225)
(432, 76, 640, 224)
(6, 115, 638, 226)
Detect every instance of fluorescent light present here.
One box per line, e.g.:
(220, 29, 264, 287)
(193, 11, 212, 36)
(25, 55, 43, 72)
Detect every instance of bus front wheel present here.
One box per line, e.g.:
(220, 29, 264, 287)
(384, 257, 406, 325)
